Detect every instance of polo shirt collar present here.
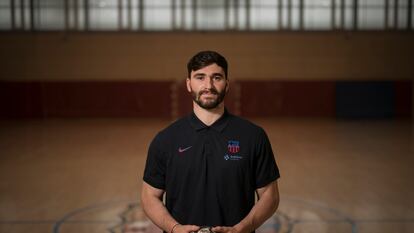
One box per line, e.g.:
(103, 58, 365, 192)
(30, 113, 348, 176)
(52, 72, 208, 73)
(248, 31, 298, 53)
(189, 108, 230, 132)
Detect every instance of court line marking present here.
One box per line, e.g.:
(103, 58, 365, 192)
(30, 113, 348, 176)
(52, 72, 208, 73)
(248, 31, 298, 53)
(279, 196, 357, 233)
(52, 199, 130, 233)
(1, 197, 412, 232)
(2, 218, 411, 224)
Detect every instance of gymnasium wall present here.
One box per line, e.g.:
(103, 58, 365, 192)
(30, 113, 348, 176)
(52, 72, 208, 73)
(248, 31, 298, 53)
(0, 32, 412, 118)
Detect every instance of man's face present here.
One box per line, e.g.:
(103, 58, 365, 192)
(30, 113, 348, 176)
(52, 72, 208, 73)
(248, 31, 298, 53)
(187, 63, 229, 110)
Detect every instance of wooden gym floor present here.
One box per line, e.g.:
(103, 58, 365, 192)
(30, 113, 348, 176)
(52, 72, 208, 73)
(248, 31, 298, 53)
(0, 117, 413, 233)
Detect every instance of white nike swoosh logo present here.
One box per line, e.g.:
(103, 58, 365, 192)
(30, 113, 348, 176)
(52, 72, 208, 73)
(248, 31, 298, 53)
(178, 146, 192, 153)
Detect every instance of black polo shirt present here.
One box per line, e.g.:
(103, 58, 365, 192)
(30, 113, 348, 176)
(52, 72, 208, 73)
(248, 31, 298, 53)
(143, 110, 280, 228)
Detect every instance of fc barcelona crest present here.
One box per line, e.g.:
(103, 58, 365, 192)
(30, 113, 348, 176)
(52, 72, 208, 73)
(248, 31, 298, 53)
(227, 140, 240, 154)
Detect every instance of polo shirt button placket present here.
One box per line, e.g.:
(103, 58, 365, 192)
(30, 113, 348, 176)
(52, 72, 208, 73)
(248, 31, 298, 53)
(204, 129, 213, 157)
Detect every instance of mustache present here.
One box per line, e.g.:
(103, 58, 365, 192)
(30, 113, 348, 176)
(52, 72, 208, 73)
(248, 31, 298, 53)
(199, 88, 219, 95)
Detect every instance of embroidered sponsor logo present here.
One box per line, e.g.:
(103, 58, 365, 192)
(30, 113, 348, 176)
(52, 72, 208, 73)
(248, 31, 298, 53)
(178, 146, 192, 153)
(224, 154, 243, 161)
(227, 140, 240, 154)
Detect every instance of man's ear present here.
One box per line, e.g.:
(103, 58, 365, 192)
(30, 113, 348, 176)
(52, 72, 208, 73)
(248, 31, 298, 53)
(186, 78, 191, 93)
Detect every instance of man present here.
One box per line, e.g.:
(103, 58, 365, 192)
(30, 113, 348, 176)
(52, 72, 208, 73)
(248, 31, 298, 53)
(141, 51, 280, 233)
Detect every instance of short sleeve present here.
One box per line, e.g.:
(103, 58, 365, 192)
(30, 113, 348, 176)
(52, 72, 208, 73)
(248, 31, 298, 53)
(143, 134, 167, 190)
(254, 128, 280, 188)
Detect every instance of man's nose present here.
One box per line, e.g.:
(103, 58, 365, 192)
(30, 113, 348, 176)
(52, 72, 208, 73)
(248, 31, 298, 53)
(204, 77, 213, 89)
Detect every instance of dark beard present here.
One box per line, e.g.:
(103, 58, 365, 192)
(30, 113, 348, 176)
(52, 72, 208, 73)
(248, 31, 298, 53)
(191, 86, 227, 110)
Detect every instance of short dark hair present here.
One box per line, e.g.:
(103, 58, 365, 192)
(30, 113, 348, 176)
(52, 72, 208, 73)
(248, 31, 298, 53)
(187, 51, 228, 79)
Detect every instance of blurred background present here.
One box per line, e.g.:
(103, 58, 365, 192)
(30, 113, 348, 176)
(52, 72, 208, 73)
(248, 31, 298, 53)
(0, 1, 413, 233)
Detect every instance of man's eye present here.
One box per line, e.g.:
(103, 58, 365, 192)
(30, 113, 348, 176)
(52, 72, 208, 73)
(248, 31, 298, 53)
(195, 76, 204, 80)
(214, 76, 223, 80)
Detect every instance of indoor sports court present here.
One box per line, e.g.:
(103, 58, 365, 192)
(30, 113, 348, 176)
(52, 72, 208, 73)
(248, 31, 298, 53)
(1, 1, 413, 233)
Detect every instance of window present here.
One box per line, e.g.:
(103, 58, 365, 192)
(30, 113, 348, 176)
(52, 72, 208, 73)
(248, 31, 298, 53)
(1, 0, 413, 31)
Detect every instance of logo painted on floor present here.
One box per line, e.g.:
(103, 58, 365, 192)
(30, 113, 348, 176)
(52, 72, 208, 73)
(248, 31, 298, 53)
(52, 197, 360, 233)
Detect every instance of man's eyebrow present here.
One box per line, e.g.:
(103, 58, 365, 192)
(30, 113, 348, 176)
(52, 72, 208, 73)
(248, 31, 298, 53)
(192, 72, 225, 79)
(193, 72, 223, 76)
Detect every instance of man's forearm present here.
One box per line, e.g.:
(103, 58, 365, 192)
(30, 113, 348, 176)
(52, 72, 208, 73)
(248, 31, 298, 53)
(141, 194, 177, 233)
(234, 182, 279, 233)
(141, 182, 200, 233)
(141, 186, 178, 233)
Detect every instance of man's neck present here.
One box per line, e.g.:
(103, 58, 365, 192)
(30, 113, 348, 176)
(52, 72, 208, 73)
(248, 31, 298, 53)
(193, 102, 225, 126)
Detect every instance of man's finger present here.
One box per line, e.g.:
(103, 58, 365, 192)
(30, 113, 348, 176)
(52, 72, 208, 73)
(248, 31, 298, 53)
(186, 225, 200, 233)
